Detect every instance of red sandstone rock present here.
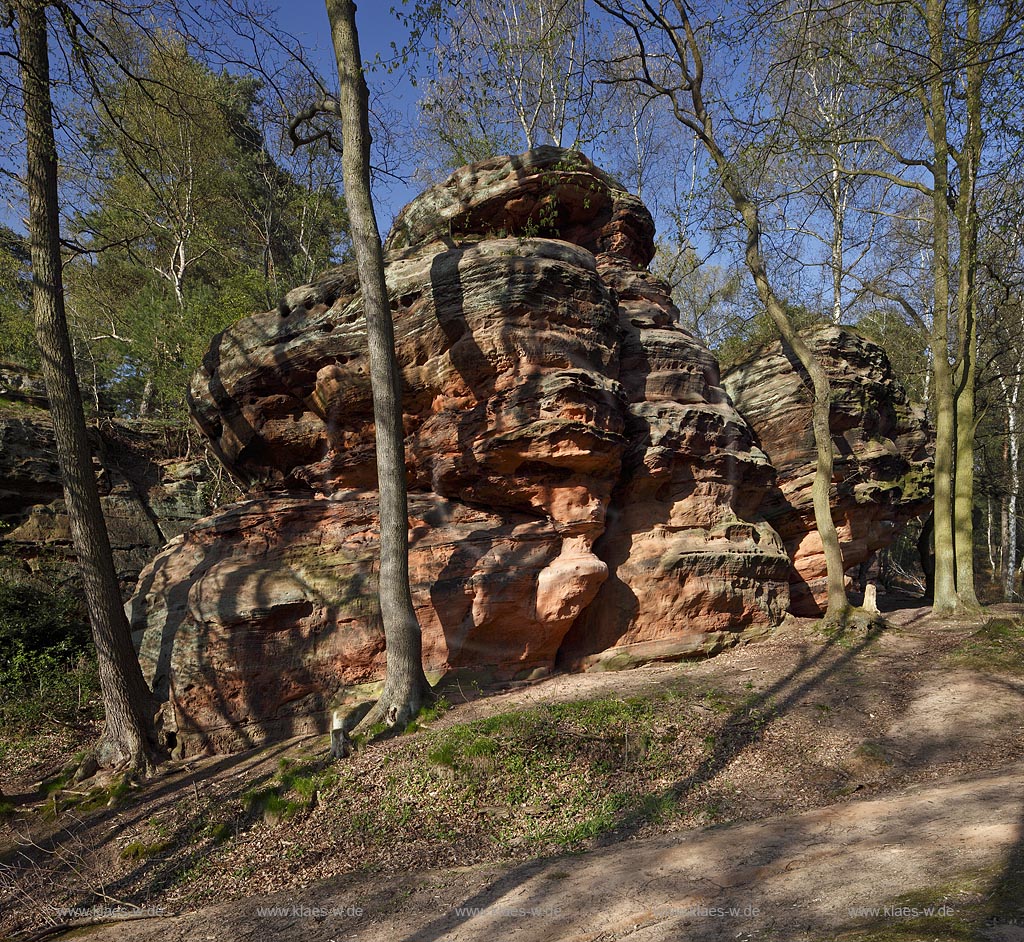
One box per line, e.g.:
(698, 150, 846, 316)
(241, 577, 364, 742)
(557, 260, 792, 669)
(384, 146, 656, 268)
(721, 326, 933, 614)
(131, 150, 927, 755)
(190, 238, 626, 541)
(131, 492, 600, 754)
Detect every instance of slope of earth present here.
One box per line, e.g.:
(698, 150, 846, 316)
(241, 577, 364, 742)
(1, 601, 1022, 942)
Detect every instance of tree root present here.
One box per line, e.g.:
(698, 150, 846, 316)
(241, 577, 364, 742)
(17, 908, 177, 942)
(330, 676, 435, 759)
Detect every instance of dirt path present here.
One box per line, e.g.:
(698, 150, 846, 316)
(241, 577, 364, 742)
(74, 761, 1024, 942)
(5, 602, 1024, 941)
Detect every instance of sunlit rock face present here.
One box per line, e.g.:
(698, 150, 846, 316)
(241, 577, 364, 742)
(132, 148, 883, 756)
(722, 326, 933, 615)
(556, 262, 791, 671)
(131, 493, 589, 754)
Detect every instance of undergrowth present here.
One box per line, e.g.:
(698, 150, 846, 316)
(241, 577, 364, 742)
(946, 617, 1024, 675)
(0, 581, 100, 734)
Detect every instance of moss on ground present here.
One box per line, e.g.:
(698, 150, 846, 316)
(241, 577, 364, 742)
(946, 617, 1024, 675)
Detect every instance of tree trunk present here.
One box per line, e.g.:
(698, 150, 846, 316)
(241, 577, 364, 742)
(986, 494, 996, 575)
(918, 512, 935, 601)
(629, 0, 855, 625)
(829, 160, 844, 325)
(926, 0, 959, 614)
(951, 0, 983, 610)
(953, 332, 979, 608)
(711, 159, 851, 624)
(325, 0, 431, 733)
(18, 0, 155, 774)
(138, 377, 155, 418)
(1007, 414, 1020, 601)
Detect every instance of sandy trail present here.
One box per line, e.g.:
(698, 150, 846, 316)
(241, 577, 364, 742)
(76, 761, 1024, 942)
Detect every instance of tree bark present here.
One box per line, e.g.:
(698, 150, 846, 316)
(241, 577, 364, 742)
(951, 0, 983, 610)
(325, 0, 431, 733)
(18, 0, 155, 774)
(593, 0, 855, 624)
(1007, 417, 1020, 601)
(697, 132, 851, 625)
(925, 0, 959, 614)
(918, 512, 936, 601)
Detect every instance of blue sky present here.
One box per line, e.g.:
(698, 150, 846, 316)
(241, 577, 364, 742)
(270, 0, 424, 227)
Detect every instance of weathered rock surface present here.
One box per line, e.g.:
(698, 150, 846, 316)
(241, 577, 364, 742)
(135, 148, 791, 754)
(384, 148, 656, 267)
(132, 492, 604, 753)
(722, 327, 933, 614)
(0, 371, 214, 594)
(191, 238, 626, 540)
(131, 149, 930, 755)
(557, 263, 791, 669)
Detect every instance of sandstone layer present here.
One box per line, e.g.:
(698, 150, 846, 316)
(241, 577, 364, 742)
(556, 262, 791, 670)
(135, 148, 792, 754)
(0, 367, 212, 595)
(131, 492, 602, 754)
(722, 327, 933, 614)
(131, 149, 930, 756)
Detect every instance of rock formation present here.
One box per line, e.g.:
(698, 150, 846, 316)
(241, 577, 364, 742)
(127, 148, 931, 756)
(133, 148, 793, 755)
(555, 264, 791, 670)
(0, 364, 214, 595)
(722, 328, 933, 614)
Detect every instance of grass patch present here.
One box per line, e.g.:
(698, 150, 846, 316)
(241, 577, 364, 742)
(360, 690, 747, 853)
(405, 695, 453, 733)
(239, 759, 340, 827)
(242, 785, 305, 824)
(39, 771, 72, 797)
(120, 839, 174, 861)
(946, 617, 1024, 675)
(205, 820, 234, 844)
(276, 758, 339, 802)
(834, 864, 1007, 941)
(853, 741, 890, 765)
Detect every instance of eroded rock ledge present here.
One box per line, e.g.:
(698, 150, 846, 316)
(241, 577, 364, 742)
(128, 148, 928, 756)
(722, 328, 933, 615)
(0, 368, 213, 595)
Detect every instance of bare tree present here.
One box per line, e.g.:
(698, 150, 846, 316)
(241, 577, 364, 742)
(322, 0, 432, 735)
(15, 0, 155, 774)
(832, 0, 1021, 612)
(597, 0, 858, 623)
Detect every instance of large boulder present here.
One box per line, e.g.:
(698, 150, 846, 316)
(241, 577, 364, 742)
(0, 367, 213, 595)
(132, 492, 600, 754)
(721, 327, 933, 614)
(190, 237, 626, 540)
(134, 148, 792, 754)
(556, 264, 791, 669)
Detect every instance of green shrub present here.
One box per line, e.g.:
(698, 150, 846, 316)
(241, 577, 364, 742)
(0, 582, 101, 732)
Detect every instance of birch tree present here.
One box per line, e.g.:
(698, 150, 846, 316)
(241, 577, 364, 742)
(834, 0, 1021, 612)
(595, 0, 859, 623)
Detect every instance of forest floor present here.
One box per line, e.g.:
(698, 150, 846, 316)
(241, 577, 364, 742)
(2, 597, 1023, 942)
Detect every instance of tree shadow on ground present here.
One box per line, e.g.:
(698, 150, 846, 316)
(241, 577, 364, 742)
(0, 739, 300, 935)
(398, 623, 885, 942)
